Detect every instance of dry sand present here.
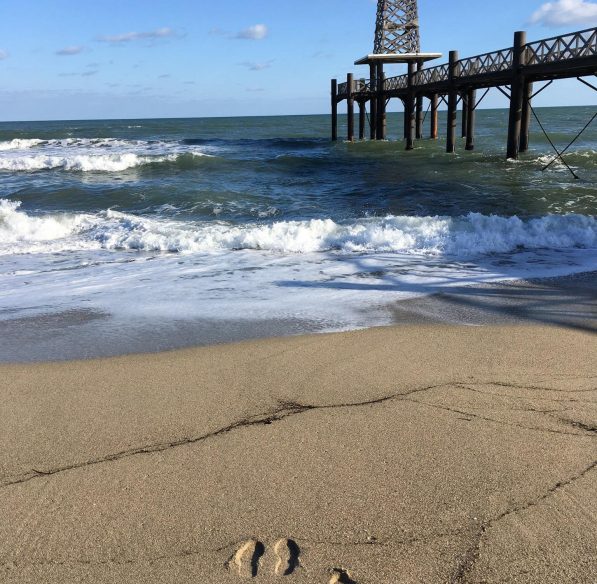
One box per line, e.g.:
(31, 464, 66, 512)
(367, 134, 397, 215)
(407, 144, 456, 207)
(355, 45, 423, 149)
(1, 324, 596, 583)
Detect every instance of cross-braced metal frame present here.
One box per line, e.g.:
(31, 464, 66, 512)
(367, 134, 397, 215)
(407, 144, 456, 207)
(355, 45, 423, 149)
(373, 0, 420, 54)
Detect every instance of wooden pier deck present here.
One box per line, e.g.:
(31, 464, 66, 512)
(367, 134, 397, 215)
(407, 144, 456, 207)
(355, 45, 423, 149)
(331, 28, 597, 159)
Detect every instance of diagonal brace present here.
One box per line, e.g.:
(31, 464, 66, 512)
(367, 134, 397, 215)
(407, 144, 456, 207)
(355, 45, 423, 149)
(577, 76, 597, 93)
(531, 81, 553, 99)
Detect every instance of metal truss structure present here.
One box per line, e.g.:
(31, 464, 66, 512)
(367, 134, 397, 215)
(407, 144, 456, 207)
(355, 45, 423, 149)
(373, 0, 421, 54)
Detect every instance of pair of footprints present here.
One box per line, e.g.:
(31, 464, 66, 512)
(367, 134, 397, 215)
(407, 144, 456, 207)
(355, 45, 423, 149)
(228, 538, 299, 578)
(228, 538, 356, 583)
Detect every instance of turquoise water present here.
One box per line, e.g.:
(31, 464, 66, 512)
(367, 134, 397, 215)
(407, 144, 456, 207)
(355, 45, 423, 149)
(0, 108, 596, 358)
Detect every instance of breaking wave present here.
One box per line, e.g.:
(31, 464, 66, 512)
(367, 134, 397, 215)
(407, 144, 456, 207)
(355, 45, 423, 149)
(0, 137, 213, 172)
(2, 198, 596, 256)
(0, 138, 46, 150)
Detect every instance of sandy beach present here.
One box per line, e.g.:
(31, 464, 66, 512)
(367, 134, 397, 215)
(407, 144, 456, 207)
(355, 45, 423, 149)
(1, 322, 596, 583)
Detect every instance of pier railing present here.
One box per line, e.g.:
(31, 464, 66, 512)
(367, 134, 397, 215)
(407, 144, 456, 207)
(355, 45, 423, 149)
(526, 27, 597, 65)
(385, 75, 409, 91)
(336, 26, 597, 98)
(458, 48, 513, 77)
(413, 63, 450, 85)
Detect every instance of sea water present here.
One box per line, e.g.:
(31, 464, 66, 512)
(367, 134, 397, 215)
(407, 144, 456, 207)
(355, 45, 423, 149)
(0, 108, 596, 358)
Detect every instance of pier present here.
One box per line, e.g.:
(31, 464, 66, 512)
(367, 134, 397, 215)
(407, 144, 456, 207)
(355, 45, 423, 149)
(331, 1, 597, 160)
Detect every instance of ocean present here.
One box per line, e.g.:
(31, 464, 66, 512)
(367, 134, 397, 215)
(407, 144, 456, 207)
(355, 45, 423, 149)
(1, 108, 596, 360)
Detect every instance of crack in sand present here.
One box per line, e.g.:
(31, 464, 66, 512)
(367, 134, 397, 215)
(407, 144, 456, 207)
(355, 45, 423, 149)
(0, 402, 312, 488)
(491, 381, 597, 393)
(402, 399, 593, 437)
(0, 383, 445, 489)
(448, 458, 597, 583)
(491, 458, 597, 526)
(458, 384, 597, 405)
(2, 377, 596, 489)
(2, 455, 595, 574)
(450, 526, 485, 584)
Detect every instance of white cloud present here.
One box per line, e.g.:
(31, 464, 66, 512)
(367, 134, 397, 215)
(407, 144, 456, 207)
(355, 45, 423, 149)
(530, 0, 597, 26)
(0, 49, 9, 60)
(98, 27, 176, 43)
(235, 24, 268, 40)
(56, 46, 85, 56)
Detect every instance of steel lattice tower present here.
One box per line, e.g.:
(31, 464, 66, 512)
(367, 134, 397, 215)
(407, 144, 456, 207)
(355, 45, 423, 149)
(373, 0, 420, 54)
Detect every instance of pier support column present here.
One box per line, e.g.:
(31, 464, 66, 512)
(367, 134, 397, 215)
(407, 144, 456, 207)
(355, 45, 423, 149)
(347, 73, 355, 142)
(331, 79, 338, 141)
(446, 51, 459, 153)
(359, 101, 366, 140)
(461, 92, 468, 138)
(507, 31, 527, 160)
(406, 61, 416, 150)
(465, 88, 476, 151)
(402, 98, 408, 139)
(430, 94, 438, 139)
(415, 62, 424, 139)
(369, 63, 377, 140)
(376, 63, 386, 140)
(520, 80, 533, 153)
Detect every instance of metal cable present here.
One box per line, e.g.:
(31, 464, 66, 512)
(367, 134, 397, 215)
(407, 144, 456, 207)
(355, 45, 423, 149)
(542, 111, 597, 172)
(530, 106, 580, 180)
(421, 100, 432, 125)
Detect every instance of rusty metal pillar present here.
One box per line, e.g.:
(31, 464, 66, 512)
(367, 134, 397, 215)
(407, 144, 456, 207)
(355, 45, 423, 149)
(430, 93, 438, 139)
(406, 61, 416, 150)
(461, 91, 468, 138)
(446, 51, 459, 153)
(369, 63, 378, 140)
(416, 61, 424, 139)
(359, 101, 366, 140)
(376, 63, 387, 140)
(347, 73, 354, 142)
(331, 79, 338, 141)
(520, 80, 533, 153)
(465, 88, 476, 151)
(507, 31, 527, 159)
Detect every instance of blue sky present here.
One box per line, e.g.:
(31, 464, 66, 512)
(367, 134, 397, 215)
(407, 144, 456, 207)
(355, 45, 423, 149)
(0, 0, 596, 120)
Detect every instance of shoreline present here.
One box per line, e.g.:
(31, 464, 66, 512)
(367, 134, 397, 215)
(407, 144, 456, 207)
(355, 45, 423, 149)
(1, 322, 595, 583)
(1, 268, 595, 364)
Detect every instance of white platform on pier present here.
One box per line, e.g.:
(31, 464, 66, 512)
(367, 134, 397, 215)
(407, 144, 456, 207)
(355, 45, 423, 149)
(355, 52, 442, 65)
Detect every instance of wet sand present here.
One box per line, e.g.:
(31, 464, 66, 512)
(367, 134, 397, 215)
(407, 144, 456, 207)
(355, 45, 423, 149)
(1, 270, 595, 363)
(1, 323, 596, 583)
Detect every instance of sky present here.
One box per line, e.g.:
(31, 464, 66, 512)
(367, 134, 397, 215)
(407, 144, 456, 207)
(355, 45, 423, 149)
(0, 0, 596, 121)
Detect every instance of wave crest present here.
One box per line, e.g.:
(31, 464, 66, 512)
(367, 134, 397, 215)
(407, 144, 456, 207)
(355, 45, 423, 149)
(1, 199, 596, 257)
(0, 137, 213, 172)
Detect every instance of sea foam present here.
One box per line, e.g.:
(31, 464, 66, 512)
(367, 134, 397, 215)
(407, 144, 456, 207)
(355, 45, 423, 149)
(0, 138, 46, 151)
(0, 137, 212, 172)
(1, 199, 595, 257)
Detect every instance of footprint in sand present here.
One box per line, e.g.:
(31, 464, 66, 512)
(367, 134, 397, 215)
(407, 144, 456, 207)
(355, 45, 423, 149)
(273, 538, 300, 576)
(229, 539, 265, 578)
(229, 538, 300, 578)
(329, 568, 357, 584)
